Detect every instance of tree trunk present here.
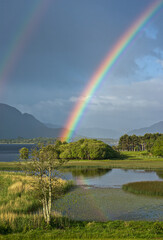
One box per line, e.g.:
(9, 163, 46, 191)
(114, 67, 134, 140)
(48, 166, 52, 223)
(43, 200, 47, 222)
(45, 196, 50, 224)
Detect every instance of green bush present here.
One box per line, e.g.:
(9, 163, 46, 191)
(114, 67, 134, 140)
(59, 139, 119, 160)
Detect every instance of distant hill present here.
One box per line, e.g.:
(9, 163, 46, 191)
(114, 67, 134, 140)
(0, 103, 67, 139)
(127, 121, 163, 136)
(44, 123, 62, 129)
(97, 138, 119, 146)
(77, 127, 122, 139)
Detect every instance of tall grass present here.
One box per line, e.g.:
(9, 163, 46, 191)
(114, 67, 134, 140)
(0, 172, 73, 234)
(123, 181, 163, 196)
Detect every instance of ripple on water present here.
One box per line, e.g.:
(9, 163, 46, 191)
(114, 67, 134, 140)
(53, 187, 163, 221)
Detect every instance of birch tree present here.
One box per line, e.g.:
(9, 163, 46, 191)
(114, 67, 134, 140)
(19, 144, 66, 225)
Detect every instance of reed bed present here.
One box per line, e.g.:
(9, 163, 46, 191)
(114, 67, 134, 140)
(123, 181, 163, 196)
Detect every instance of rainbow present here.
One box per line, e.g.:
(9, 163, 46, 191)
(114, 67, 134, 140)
(75, 175, 107, 221)
(0, 0, 51, 94)
(60, 0, 163, 142)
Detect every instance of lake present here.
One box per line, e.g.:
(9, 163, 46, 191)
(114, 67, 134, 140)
(0, 144, 34, 162)
(54, 168, 163, 221)
(0, 144, 163, 221)
(61, 168, 162, 188)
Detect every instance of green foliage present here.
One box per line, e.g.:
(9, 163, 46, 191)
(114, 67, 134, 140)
(19, 147, 29, 160)
(59, 139, 119, 160)
(151, 135, 163, 157)
(0, 219, 162, 239)
(118, 133, 163, 152)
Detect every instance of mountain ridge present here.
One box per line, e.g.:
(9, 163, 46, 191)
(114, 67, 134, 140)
(0, 103, 64, 139)
(127, 121, 163, 135)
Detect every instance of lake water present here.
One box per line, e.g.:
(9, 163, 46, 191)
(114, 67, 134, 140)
(0, 144, 163, 221)
(0, 144, 34, 162)
(61, 168, 162, 188)
(54, 168, 163, 221)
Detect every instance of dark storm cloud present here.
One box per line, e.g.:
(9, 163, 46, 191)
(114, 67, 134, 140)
(0, 0, 163, 129)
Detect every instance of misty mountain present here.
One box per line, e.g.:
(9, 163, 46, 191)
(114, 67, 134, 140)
(127, 121, 163, 136)
(0, 103, 65, 139)
(44, 123, 62, 129)
(77, 128, 122, 139)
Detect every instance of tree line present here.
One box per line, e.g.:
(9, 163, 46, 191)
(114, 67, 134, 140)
(0, 137, 57, 144)
(118, 133, 163, 155)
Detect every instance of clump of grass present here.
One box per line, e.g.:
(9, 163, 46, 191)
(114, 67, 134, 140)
(123, 181, 163, 196)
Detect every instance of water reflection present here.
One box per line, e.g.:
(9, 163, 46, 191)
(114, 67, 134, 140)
(71, 168, 112, 177)
(156, 171, 163, 179)
(62, 168, 163, 188)
(53, 188, 163, 221)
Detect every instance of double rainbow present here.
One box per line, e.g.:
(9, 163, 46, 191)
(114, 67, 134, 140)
(0, 0, 51, 94)
(60, 0, 163, 142)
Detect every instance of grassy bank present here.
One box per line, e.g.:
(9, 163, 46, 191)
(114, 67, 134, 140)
(0, 220, 162, 239)
(65, 151, 163, 170)
(123, 181, 163, 196)
(0, 151, 163, 171)
(0, 162, 20, 171)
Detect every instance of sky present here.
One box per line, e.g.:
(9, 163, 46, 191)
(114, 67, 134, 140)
(0, 0, 163, 132)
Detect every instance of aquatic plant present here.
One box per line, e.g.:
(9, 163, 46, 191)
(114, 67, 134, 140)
(123, 181, 163, 196)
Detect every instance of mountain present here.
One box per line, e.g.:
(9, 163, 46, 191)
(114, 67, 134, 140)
(127, 121, 163, 136)
(0, 103, 66, 139)
(77, 127, 122, 139)
(44, 123, 62, 129)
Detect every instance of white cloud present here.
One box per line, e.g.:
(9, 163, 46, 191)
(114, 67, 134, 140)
(83, 78, 163, 113)
(157, 59, 163, 68)
(143, 24, 158, 40)
(13, 78, 163, 130)
(69, 96, 91, 102)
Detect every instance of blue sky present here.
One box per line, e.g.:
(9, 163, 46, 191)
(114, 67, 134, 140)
(0, 0, 163, 131)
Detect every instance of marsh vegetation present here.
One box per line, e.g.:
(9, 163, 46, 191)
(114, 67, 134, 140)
(123, 181, 163, 196)
(0, 172, 73, 233)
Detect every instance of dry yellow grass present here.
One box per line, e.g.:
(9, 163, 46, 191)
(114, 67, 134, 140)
(0, 212, 26, 222)
(0, 172, 72, 218)
(8, 181, 24, 193)
(0, 210, 62, 225)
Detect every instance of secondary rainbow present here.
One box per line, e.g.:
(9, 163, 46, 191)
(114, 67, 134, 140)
(60, 0, 163, 142)
(0, 0, 51, 94)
